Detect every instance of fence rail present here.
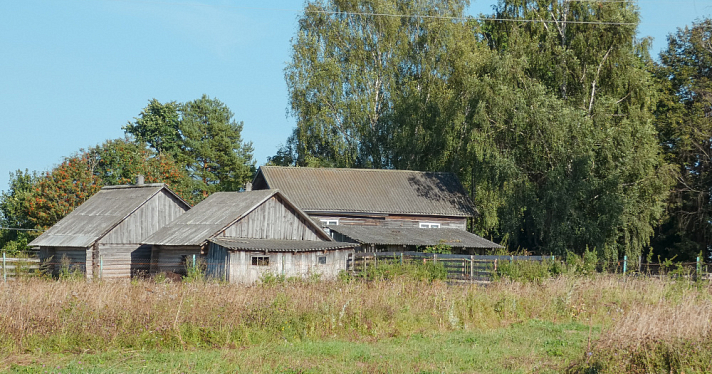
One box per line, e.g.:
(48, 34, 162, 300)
(348, 252, 551, 282)
(1, 254, 40, 281)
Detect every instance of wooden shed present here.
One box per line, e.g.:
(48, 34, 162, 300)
(143, 189, 339, 277)
(252, 166, 478, 230)
(206, 238, 355, 284)
(29, 183, 190, 278)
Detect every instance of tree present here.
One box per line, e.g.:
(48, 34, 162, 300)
(280, 0, 672, 259)
(180, 95, 255, 195)
(125, 96, 255, 197)
(651, 19, 712, 261)
(280, 0, 474, 168)
(0, 138, 195, 243)
(122, 99, 182, 157)
(0, 170, 40, 253)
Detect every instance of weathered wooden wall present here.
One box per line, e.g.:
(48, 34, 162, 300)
(38, 247, 89, 277)
(205, 243, 228, 281)
(205, 243, 352, 284)
(151, 245, 203, 275)
(310, 214, 467, 230)
(219, 195, 324, 240)
(100, 190, 188, 244)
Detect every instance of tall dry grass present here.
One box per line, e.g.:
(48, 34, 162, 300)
(0, 275, 709, 367)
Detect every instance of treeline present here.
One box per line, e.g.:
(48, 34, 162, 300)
(0, 95, 254, 253)
(271, 0, 712, 262)
(2, 0, 711, 264)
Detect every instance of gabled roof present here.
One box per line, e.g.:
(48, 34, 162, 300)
(329, 226, 502, 249)
(144, 189, 331, 246)
(209, 238, 355, 252)
(30, 183, 189, 248)
(253, 166, 477, 217)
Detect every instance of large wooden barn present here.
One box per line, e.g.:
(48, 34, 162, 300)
(30, 183, 190, 278)
(252, 166, 478, 230)
(144, 189, 355, 283)
(251, 167, 501, 252)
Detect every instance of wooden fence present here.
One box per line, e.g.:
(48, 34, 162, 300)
(348, 252, 550, 282)
(0, 254, 40, 281)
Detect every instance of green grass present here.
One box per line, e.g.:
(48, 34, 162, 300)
(2, 320, 597, 373)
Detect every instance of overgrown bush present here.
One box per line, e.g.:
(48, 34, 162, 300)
(356, 258, 447, 282)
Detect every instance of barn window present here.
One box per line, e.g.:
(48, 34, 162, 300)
(320, 219, 339, 226)
(318, 256, 327, 265)
(251, 256, 269, 266)
(419, 222, 441, 228)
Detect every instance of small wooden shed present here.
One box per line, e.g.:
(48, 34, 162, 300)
(144, 189, 341, 277)
(206, 238, 355, 284)
(30, 183, 190, 278)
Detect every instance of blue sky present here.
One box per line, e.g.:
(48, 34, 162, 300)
(1, 0, 710, 192)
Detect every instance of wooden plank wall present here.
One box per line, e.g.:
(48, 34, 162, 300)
(220, 196, 324, 241)
(310, 214, 467, 230)
(206, 242, 229, 281)
(99, 190, 189, 245)
(151, 245, 203, 275)
(222, 249, 353, 284)
(39, 247, 89, 277)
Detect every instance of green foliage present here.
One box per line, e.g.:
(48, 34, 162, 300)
(0, 170, 39, 254)
(125, 95, 255, 200)
(495, 259, 562, 283)
(180, 95, 255, 195)
(58, 255, 83, 280)
(422, 242, 452, 254)
(279, 0, 672, 259)
(184, 257, 207, 283)
(650, 18, 712, 262)
(356, 259, 448, 282)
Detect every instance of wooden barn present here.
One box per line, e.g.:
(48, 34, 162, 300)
(252, 166, 478, 230)
(144, 189, 354, 282)
(328, 226, 501, 254)
(251, 167, 502, 252)
(29, 183, 190, 278)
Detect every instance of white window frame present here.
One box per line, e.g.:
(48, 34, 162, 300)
(320, 219, 339, 226)
(419, 222, 441, 228)
(251, 256, 270, 266)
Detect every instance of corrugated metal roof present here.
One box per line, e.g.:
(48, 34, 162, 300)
(30, 184, 173, 248)
(209, 238, 355, 252)
(143, 190, 330, 246)
(254, 166, 477, 217)
(144, 190, 277, 246)
(328, 226, 502, 249)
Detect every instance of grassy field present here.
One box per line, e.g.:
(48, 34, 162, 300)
(0, 274, 709, 373)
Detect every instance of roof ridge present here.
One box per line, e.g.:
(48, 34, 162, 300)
(261, 166, 452, 174)
(102, 183, 165, 190)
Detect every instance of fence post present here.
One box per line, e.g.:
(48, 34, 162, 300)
(433, 254, 437, 264)
(623, 255, 627, 274)
(638, 255, 642, 273)
(470, 255, 474, 282)
(193, 254, 196, 270)
(400, 252, 403, 265)
(2, 251, 5, 283)
(697, 256, 701, 276)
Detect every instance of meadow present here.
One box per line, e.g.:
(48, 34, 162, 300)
(0, 272, 709, 373)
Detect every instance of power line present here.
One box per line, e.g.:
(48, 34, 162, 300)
(306, 9, 638, 25)
(106, 0, 639, 26)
